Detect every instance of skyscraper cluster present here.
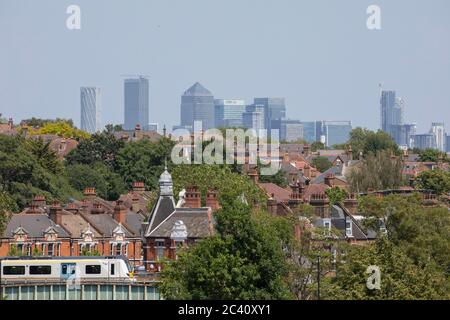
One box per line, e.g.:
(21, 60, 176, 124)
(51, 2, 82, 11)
(176, 82, 352, 146)
(380, 89, 447, 151)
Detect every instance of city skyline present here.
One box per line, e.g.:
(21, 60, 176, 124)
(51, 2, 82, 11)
(1, 0, 449, 132)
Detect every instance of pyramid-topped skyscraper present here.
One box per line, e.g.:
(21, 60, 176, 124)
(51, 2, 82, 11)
(180, 82, 215, 131)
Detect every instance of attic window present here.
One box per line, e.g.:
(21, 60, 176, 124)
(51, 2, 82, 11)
(346, 221, 353, 237)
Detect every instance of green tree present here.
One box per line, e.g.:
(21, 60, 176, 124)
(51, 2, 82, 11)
(311, 156, 333, 173)
(160, 202, 293, 299)
(171, 164, 266, 208)
(0, 190, 16, 235)
(346, 150, 403, 192)
(0, 135, 81, 210)
(325, 187, 348, 206)
(415, 169, 450, 195)
(66, 127, 125, 170)
(25, 138, 62, 174)
(258, 165, 288, 187)
(116, 138, 175, 190)
(417, 148, 449, 163)
(30, 120, 89, 140)
(344, 128, 399, 157)
(65, 163, 127, 201)
(310, 141, 326, 152)
(323, 237, 449, 300)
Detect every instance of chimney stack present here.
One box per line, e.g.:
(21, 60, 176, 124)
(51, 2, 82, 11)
(248, 166, 259, 184)
(184, 186, 201, 208)
(324, 173, 335, 187)
(49, 201, 63, 225)
(32, 195, 46, 208)
(206, 189, 220, 212)
(132, 181, 145, 194)
(134, 124, 143, 140)
(347, 145, 353, 161)
(303, 144, 310, 157)
(8, 117, 13, 130)
(267, 194, 278, 215)
(83, 187, 96, 200)
(304, 164, 311, 179)
(113, 200, 127, 224)
(343, 193, 358, 215)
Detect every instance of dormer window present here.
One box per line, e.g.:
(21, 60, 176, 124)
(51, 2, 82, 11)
(346, 220, 353, 237)
(323, 218, 331, 236)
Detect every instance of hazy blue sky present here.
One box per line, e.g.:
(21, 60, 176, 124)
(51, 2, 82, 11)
(1, 0, 449, 133)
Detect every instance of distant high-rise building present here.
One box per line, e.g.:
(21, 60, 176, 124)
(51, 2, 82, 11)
(271, 119, 303, 142)
(412, 134, 436, 150)
(316, 121, 352, 147)
(180, 82, 215, 131)
(391, 123, 417, 149)
(253, 98, 286, 131)
(381, 91, 404, 138)
(430, 122, 446, 152)
(446, 134, 450, 152)
(124, 76, 149, 131)
(243, 104, 265, 134)
(300, 121, 318, 143)
(80, 87, 101, 133)
(214, 99, 246, 128)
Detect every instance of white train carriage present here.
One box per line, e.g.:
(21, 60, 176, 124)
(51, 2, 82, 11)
(0, 256, 134, 282)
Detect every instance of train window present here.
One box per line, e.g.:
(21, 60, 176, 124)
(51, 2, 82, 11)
(110, 263, 115, 275)
(85, 265, 101, 274)
(30, 265, 52, 275)
(3, 266, 25, 275)
(62, 264, 67, 274)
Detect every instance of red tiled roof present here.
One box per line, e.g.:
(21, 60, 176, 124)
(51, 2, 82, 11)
(258, 183, 291, 203)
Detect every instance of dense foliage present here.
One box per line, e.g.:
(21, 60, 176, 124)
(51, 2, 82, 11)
(0, 135, 81, 210)
(160, 201, 294, 299)
(336, 128, 399, 157)
(28, 120, 90, 140)
(417, 148, 449, 163)
(347, 150, 403, 192)
(311, 156, 333, 173)
(416, 169, 450, 195)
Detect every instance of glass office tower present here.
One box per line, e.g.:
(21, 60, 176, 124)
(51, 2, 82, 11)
(214, 99, 246, 128)
(80, 87, 101, 133)
(180, 82, 215, 131)
(124, 76, 149, 130)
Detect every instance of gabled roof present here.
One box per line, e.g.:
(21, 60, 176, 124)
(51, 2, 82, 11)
(145, 196, 176, 237)
(258, 183, 291, 203)
(313, 205, 370, 241)
(146, 208, 213, 238)
(312, 165, 347, 184)
(4, 214, 70, 238)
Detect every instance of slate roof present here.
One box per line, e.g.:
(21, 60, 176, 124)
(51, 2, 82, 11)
(145, 196, 176, 236)
(125, 211, 145, 235)
(3, 214, 70, 238)
(59, 211, 102, 238)
(313, 205, 370, 241)
(146, 208, 212, 238)
(80, 213, 134, 238)
(312, 165, 347, 184)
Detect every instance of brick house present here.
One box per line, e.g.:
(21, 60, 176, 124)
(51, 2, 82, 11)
(143, 167, 215, 272)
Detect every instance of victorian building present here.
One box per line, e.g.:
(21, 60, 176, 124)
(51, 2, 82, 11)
(143, 167, 215, 272)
